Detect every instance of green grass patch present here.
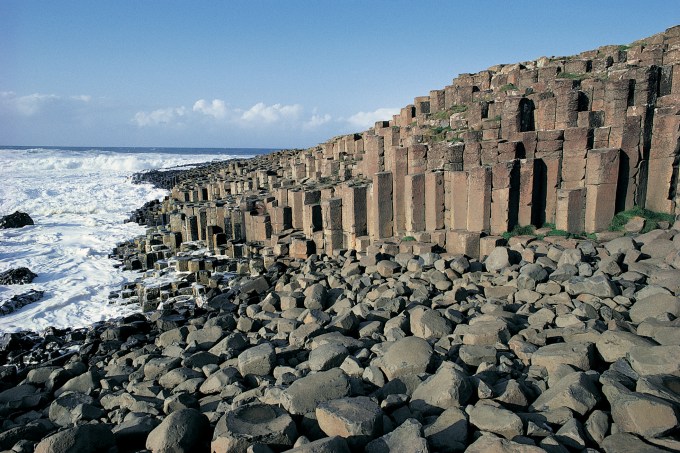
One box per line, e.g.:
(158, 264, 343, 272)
(402, 236, 416, 242)
(501, 225, 536, 240)
(432, 105, 468, 120)
(609, 207, 675, 233)
(499, 83, 518, 92)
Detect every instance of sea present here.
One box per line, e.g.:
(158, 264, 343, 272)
(0, 146, 274, 333)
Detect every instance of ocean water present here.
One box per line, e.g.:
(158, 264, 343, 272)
(0, 146, 270, 333)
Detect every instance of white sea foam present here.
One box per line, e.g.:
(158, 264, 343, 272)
(0, 147, 249, 333)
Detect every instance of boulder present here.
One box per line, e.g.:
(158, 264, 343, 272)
(629, 294, 680, 323)
(469, 403, 523, 439)
(531, 342, 594, 372)
(212, 403, 297, 453)
(145, 408, 210, 452)
(530, 372, 600, 416)
(375, 336, 433, 381)
(601, 433, 669, 453)
(34, 424, 114, 453)
(238, 342, 276, 377)
(564, 275, 619, 298)
(308, 343, 349, 372)
(465, 435, 546, 453)
(410, 362, 472, 414)
(283, 436, 350, 452)
(627, 345, 680, 376)
(409, 307, 452, 340)
(595, 330, 655, 363)
(423, 407, 468, 452)
(365, 418, 428, 453)
(316, 396, 382, 448)
(282, 368, 350, 415)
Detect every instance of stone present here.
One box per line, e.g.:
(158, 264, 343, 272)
(459, 344, 497, 367)
(595, 330, 655, 362)
(145, 408, 210, 452)
(112, 413, 160, 447)
(34, 424, 114, 453)
(212, 403, 297, 453)
(0, 419, 54, 451)
(316, 396, 382, 448)
(485, 247, 519, 272)
(564, 275, 619, 298)
(601, 433, 668, 453)
(282, 368, 351, 415)
(238, 342, 276, 377)
(0, 384, 43, 415)
(0, 211, 34, 228)
(308, 343, 349, 372)
(531, 342, 594, 372)
(48, 392, 103, 426)
(365, 418, 428, 453)
(530, 372, 600, 416)
(423, 407, 468, 452)
(629, 294, 680, 323)
(0, 267, 37, 285)
(465, 435, 546, 453)
(469, 403, 524, 439)
(409, 306, 452, 340)
(604, 383, 679, 438)
(283, 436, 351, 453)
(376, 260, 401, 277)
(627, 345, 680, 376)
(375, 336, 433, 380)
(304, 283, 328, 310)
(410, 362, 472, 414)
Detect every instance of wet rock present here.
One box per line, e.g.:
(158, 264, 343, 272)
(0, 267, 37, 285)
(0, 211, 34, 229)
(0, 289, 44, 315)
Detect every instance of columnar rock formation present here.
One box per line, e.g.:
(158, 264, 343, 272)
(127, 26, 680, 277)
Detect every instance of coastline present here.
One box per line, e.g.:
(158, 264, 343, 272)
(1, 154, 679, 452)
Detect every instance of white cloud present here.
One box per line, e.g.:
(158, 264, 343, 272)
(304, 113, 332, 129)
(346, 107, 400, 129)
(193, 99, 227, 119)
(0, 91, 91, 117)
(240, 102, 302, 124)
(133, 107, 186, 127)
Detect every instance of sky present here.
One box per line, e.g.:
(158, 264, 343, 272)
(1, 1, 678, 149)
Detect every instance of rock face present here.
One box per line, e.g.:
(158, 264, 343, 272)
(0, 267, 37, 285)
(3, 24, 680, 453)
(0, 290, 43, 315)
(0, 211, 34, 229)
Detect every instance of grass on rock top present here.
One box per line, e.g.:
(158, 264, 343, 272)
(608, 207, 675, 233)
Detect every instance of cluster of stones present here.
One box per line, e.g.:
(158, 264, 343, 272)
(113, 26, 680, 278)
(2, 222, 680, 452)
(0, 213, 43, 316)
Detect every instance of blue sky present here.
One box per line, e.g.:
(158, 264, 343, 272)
(1, 1, 678, 149)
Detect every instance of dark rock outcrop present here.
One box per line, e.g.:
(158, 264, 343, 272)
(0, 211, 34, 229)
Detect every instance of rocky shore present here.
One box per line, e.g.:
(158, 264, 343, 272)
(2, 206, 680, 452)
(2, 24, 680, 453)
